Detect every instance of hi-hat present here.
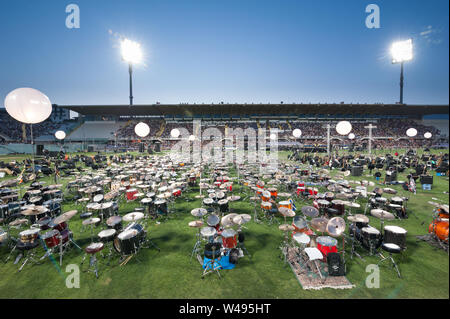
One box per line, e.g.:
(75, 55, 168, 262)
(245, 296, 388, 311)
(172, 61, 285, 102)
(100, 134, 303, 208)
(301, 206, 319, 218)
(326, 217, 346, 237)
(82, 217, 101, 226)
(191, 208, 207, 217)
(383, 188, 397, 194)
(279, 224, 295, 232)
(52, 210, 78, 225)
(189, 220, 204, 228)
(279, 207, 295, 217)
(311, 217, 329, 232)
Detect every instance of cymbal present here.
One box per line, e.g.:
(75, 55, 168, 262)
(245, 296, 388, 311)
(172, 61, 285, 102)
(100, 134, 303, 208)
(347, 214, 369, 223)
(383, 188, 397, 194)
(221, 213, 238, 227)
(344, 201, 360, 208)
(311, 217, 329, 232)
(227, 195, 241, 202)
(370, 209, 395, 220)
(9, 218, 28, 226)
(52, 210, 78, 225)
(233, 214, 251, 225)
(191, 208, 207, 217)
(279, 224, 295, 232)
(279, 207, 295, 217)
(123, 212, 145, 222)
(326, 217, 346, 237)
(301, 206, 319, 218)
(189, 220, 204, 228)
(21, 206, 48, 216)
(278, 192, 292, 198)
(82, 217, 101, 226)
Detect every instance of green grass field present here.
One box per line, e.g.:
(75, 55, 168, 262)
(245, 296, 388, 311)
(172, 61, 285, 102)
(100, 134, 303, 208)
(0, 150, 448, 299)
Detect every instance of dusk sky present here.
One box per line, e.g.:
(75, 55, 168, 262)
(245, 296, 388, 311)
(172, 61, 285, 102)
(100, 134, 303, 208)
(0, 0, 448, 107)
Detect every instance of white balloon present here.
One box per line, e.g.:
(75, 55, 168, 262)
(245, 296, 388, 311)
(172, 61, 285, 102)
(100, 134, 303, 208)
(55, 130, 66, 140)
(336, 121, 352, 135)
(4, 88, 52, 124)
(293, 129, 302, 138)
(406, 128, 417, 137)
(134, 122, 150, 137)
(270, 133, 277, 140)
(348, 133, 355, 140)
(171, 128, 181, 138)
(424, 132, 432, 139)
(189, 135, 196, 141)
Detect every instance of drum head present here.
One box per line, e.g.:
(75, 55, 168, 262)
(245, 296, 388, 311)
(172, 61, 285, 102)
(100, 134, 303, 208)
(316, 236, 337, 246)
(118, 229, 138, 240)
(222, 229, 237, 238)
(98, 229, 116, 238)
(207, 214, 220, 227)
(293, 232, 310, 244)
(201, 226, 217, 237)
(93, 194, 104, 202)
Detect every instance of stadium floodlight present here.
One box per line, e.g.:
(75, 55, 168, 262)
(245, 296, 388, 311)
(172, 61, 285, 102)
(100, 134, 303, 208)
(189, 135, 196, 141)
(406, 127, 417, 137)
(348, 133, 355, 140)
(424, 132, 432, 139)
(293, 129, 302, 138)
(336, 121, 352, 135)
(121, 39, 143, 64)
(270, 133, 277, 140)
(55, 130, 66, 140)
(390, 39, 413, 104)
(120, 38, 143, 106)
(134, 122, 150, 138)
(171, 128, 181, 138)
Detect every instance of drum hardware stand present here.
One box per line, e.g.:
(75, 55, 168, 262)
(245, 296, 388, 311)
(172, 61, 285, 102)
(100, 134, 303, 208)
(141, 232, 160, 252)
(190, 229, 203, 262)
(202, 247, 221, 279)
(18, 246, 41, 272)
(347, 231, 364, 261)
(377, 251, 402, 278)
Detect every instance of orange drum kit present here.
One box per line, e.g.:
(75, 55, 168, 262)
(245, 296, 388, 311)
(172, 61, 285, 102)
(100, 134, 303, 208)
(428, 202, 449, 246)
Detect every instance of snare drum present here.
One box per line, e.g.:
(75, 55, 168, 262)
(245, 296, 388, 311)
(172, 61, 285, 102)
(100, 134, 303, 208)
(37, 216, 52, 231)
(307, 187, 318, 196)
(19, 228, 40, 243)
(325, 192, 334, 202)
(221, 229, 237, 249)
(390, 196, 404, 206)
(279, 201, 292, 210)
(296, 187, 305, 195)
(384, 225, 407, 249)
(98, 229, 117, 243)
(316, 236, 338, 257)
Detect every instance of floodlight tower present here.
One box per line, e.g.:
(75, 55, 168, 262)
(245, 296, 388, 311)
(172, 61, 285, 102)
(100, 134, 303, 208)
(390, 39, 413, 104)
(121, 39, 143, 106)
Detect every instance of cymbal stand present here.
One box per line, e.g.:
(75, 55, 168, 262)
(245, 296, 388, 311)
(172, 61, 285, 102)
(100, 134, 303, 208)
(141, 231, 160, 252)
(348, 223, 364, 261)
(279, 230, 290, 265)
(190, 228, 203, 262)
(252, 201, 261, 224)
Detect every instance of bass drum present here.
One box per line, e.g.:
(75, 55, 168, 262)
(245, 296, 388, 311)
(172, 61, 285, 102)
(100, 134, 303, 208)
(228, 248, 240, 264)
(114, 223, 146, 255)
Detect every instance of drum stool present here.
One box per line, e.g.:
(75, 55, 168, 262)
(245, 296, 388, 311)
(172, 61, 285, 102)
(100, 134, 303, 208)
(377, 243, 402, 278)
(16, 241, 41, 272)
(81, 242, 104, 279)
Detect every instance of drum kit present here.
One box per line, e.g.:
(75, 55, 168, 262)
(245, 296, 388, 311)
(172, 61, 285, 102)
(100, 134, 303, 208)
(427, 202, 449, 250)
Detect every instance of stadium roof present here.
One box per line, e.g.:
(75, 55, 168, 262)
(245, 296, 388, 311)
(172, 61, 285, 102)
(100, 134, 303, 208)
(57, 103, 448, 117)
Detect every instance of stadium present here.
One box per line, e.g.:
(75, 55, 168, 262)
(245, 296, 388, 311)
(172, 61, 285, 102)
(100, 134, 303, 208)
(0, 0, 449, 307)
